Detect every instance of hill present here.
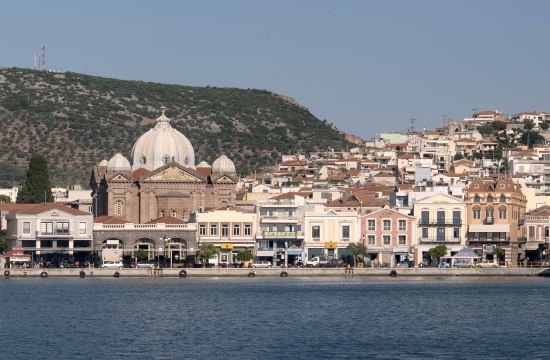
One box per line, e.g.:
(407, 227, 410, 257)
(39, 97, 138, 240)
(0, 67, 358, 188)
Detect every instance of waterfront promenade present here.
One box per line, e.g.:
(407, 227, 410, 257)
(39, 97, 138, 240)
(2, 266, 549, 278)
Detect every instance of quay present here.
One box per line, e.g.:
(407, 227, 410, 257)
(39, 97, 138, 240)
(2, 266, 550, 278)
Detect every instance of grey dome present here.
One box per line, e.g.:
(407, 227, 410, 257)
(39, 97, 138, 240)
(107, 153, 131, 171)
(131, 107, 195, 171)
(212, 155, 236, 174)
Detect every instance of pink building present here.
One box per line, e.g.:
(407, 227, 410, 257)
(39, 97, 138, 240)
(361, 208, 415, 267)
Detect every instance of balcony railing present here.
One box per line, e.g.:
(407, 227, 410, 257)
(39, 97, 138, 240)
(484, 217, 494, 224)
(418, 219, 462, 226)
(418, 237, 461, 243)
(467, 237, 510, 244)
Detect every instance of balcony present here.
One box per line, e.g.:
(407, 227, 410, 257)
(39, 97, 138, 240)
(418, 237, 461, 244)
(518, 218, 525, 225)
(467, 237, 510, 244)
(418, 219, 462, 226)
(484, 217, 494, 225)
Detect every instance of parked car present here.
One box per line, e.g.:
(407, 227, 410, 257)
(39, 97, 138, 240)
(100, 261, 123, 269)
(453, 260, 474, 268)
(252, 261, 272, 268)
(137, 261, 156, 268)
(476, 261, 506, 268)
(320, 259, 339, 268)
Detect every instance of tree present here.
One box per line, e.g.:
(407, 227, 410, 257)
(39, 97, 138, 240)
(428, 245, 448, 265)
(196, 243, 218, 267)
(0, 238, 9, 253)
(523, 119, 535, 131)
(454, 152, 464, 161)
(346, 243, 367, 266)
(236, 251, 253, 264)
(493, 246, 505, 263)
(0, 194, 12, 203)
(134, 249, 149, 262)
(16, 155, 54, 204)
(541, 121, 550, 130)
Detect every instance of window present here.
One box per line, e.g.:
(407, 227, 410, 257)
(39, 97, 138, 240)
(56, 222, 69, 235)
(422, 228, 428, 238)
(452, 211, 461, 224)
(233, 224, 240, 236)
(141, 156, 147, 165)
(210, 224, 218, 236)
(474, 232, 480, 241)
(79, 222, 86, 235)
(199, 224, 206, 236)
(164, 156, 170, 165)
(437, 228, 445, 241)
(499, 232, 506, 241)
(159, 210, 165, 218)
(41, 222, 53, 235)
(23, 222, 30, 234)
(437, 211, 445, 224)
(487, 195, 493, 203)
(499, 209, 507, 219)
(367, 235, 375, 244)
(474, 195, 480, 202)
(383, 220, 391, 231)
(500, 195, 506, 203)
(342, 225, 350, 239)
(398, 235, 406, 245)
(221, 224, 229, 237)
(244, 224, 251, 236)
(367, 219, 375, 231)
(383, 235, 390, 245)
(171, 210, 177, 218)
(486, 209, 494, 219)
(312, 226, 320, 238)
(421, 211, 429, 224)
(398, 219, 406, 231)
(473, 209, 480, 219)
(115, 200, 123, 216)
(529, 226, 535, 237)
(487, 232, 493, 241)
(453, 227, 460, 239)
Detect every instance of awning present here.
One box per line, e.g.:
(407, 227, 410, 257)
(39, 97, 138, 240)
(524, 242, 540, 251)
(256, 250, 274, 257)
(468, 224, 510, 233)
(287, 251, 303, 255)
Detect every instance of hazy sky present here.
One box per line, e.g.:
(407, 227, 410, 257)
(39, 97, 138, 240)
(2, 0, 549, 140)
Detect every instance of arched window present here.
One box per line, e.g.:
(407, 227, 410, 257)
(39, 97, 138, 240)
(487, 195, 493, 203)
(160, 210, 165, 217)
(500, 195, 506, 203)
(182, 210, 187, 220)
(171, 210, 177, 218)
(474, 195, 480, 203)
(141, 156, 147, 165)
(115, 200, 124, 216)
(184, 156, 189, 165)
(164, 156, 170, 165)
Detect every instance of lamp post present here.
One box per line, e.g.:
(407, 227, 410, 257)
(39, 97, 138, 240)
(159, 236, 170, 268)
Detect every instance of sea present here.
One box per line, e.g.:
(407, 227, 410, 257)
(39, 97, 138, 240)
(1, 276, 549, 360)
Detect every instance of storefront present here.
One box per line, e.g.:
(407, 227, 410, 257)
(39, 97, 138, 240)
(4, 247, 31, 268)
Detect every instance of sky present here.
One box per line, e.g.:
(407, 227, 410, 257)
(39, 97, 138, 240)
(2, 0, 550, 140)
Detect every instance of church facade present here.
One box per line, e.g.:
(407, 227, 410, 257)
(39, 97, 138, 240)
(90, 107, 239, 265)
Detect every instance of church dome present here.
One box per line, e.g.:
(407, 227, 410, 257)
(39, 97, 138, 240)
(197, 161, 211, 168)
(212, 155, 236, 174)
(131, 107, 195, 171)
(107, 153, 131, 171)
(99, 159, 108, 167)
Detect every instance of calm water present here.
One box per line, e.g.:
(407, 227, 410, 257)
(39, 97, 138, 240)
(1, 276, 550, 359)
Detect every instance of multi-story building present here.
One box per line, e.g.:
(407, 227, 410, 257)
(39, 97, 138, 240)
(464, 178, 527, 264)
(413, 193, 468, 264)
(523, 205, 550, 262)
(361, 208, 415, 266)
(254, 193, 308, 266)
(197, 205, 256, 266)
(3, 203, 94, 266)
(303, 203, 360, 264)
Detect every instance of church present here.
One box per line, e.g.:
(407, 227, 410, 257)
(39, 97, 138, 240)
(90, 107, 238, 223)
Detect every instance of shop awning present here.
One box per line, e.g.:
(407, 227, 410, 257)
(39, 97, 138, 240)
(524, 242, 540, 251)
(468, 224, 510, 233)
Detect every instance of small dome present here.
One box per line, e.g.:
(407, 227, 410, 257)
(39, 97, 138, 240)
(99, 159, 108, 167)
(197, 161, 211, 168)
(131, 107, 195, 171)
(107, 153, 131, 171)
(212, 155, 236, 174)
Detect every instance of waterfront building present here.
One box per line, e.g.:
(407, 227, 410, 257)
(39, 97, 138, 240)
(196, 205, 256, 266)
(303, 203, 360, 264)
(464, 177, 527, 264)
(412, 193, 468, 264)
(523, 205, 550, 262)
(255, 192, 309, 266)
(361, 208, 415, 266)
(2, 203, 94, 266)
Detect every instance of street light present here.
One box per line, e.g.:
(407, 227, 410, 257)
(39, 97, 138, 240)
(159, 236, 171, 268)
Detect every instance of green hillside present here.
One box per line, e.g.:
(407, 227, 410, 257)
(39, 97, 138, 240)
(0, 67, 356, 188)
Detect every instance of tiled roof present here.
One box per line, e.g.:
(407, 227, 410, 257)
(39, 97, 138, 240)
(11, 203, 91, 216)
